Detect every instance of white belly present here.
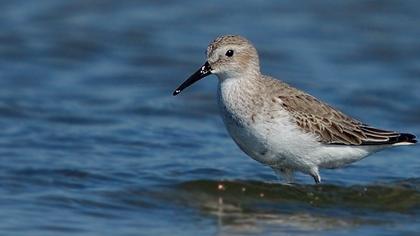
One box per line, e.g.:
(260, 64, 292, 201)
(219, 101, 319, 169)
(222, 111, 379, 172)
(220, 109, 269, 161)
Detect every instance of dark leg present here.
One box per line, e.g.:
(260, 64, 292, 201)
(309, 167, 321, 184)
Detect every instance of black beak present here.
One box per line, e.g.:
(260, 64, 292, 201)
(173, 61, 212, 96)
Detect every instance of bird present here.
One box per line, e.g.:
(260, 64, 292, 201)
(172, 35, 417, 184)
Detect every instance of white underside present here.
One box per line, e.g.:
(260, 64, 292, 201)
(222, 109, 384, 172)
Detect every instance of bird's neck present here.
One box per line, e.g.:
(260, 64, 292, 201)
(217, 74, 264, 125)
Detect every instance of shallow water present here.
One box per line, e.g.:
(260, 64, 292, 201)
(0, 0, 419, 235)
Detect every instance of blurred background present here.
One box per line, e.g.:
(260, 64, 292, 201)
(0, 0, 419, 235)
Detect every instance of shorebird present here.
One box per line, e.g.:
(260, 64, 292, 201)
(173, 35, 417, 184)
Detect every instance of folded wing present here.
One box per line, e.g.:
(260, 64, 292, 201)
(277, 90, 416, 146)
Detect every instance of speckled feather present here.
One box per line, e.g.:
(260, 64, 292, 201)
(260, 76, 413, 146)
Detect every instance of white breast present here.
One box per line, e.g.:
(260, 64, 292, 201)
(217, 78, 317, 168)
(217, 79, 268, 161)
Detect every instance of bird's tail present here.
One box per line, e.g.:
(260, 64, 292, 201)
(391, 133, 417, 146)
(360, 126, 417, 146)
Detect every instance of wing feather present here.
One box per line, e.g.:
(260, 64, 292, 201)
(276, 89, 404, 145)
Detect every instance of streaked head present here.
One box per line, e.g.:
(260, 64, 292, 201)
(173, 35, 260, 96)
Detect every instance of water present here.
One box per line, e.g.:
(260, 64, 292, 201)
(0, 0, 419, 235)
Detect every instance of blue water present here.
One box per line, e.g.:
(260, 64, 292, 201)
(0, 1, 419, 235)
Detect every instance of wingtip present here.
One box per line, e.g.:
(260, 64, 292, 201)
(396, 133, 417, 144)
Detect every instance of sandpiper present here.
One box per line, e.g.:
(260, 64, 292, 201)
(173, 35, 417, 184)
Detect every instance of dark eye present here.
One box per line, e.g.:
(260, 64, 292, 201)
(225, 50, 234, 57)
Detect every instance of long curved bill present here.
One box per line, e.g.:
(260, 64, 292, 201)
(173, 61, 212, 96)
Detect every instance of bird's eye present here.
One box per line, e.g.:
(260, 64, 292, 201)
(225, 50, 234, 57)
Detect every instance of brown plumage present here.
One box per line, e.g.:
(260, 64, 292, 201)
(267, 78, 417, 146)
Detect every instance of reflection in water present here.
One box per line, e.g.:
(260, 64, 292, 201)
(171, 179, 420, 234)
(208, 197, 359, 236)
